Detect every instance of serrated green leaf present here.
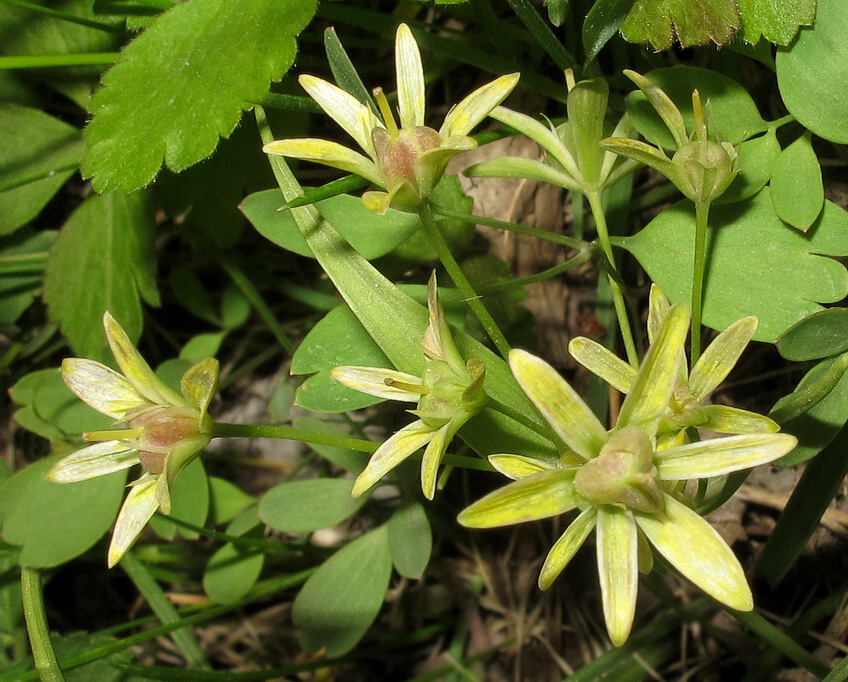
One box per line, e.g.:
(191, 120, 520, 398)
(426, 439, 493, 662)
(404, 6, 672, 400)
(617, 189, 848, 342)
(776, 0, 848, 145)
(778, 309, 848, 362)
(291, 304, 393, 413)
(293, 525, 392, 656)
(771, 132, 823, 231)
(0, 454, 126, 567)
(620, 0, 739, 49)
(0, 104, 83, 236)
(241, 189, 420, 261)
(259, 478, 367, 533)
(627, 66, 767, 148)
(82, 0, 317, 192)
(387, 501, 431, 579)
(43, 191, 159, 361)
(738, 0, 815, 46)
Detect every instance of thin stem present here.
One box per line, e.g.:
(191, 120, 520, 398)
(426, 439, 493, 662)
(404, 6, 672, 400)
(418, 202, 511, 359)
(120, 552, 210, 669)
(691, 201, 711, 362)
(0, 0, 123, 32)
(478, 248, 593, 293)
(586, 190, 638, 367)
(0, 53, 119, 69)
(211, 421, 379, 453)
(20, 567, 65, 682)
(486, 396, 557, 443)
(730, 609, 830, 679)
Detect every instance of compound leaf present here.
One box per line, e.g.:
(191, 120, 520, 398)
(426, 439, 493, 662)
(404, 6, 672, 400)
(620, 0, 739, 49)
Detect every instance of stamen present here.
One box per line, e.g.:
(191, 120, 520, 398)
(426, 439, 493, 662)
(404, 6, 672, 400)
(84, 428, 143, 442)
(373, 87, 399, 138)
(692, 89, 706, 143)
(564, 68, 576, 93)
(384, 377, 427, 394)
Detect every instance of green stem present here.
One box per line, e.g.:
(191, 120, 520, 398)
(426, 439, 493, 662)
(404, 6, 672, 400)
(478, 248, 593, 293)
(0, 0, 122, 32)
(586, 190, 638, 367)
(0, 53, 119, 69)
(212, 421, 379, 453)
(691, 201, 711, 363)
(418, 202, 511, 359)
(730, 609, 830, 678)
(486, 396, 557, 444)
(120, 552, 210, 669)
(20, 568, 65, 682)
(503, 0, 576, 71)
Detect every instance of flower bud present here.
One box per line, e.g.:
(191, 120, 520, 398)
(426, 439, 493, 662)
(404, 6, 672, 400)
(673, 139, 738, 204)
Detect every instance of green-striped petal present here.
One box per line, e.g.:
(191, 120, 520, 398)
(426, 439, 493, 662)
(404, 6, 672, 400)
(655, 433, 797, 480)
(440, 74, 520, 138)
(699, 405, 780, 435)
(569, 337, 636, 394)
(488, 453, 555, 480)
(689, 316, 758, 402)
(61, 358, 149, 419)
(421, 423, 452, 500)
(395, 24, 425, 130)
(262, 138, 383, 186)
(458, 469, 579, 528)
(330, 365, 423, 402)
(624, 70, 688, 148)
(539, 508, 597, 589)
(352, 420, 435, 497)
(108, 475, 159, 568)
(597, 507, 638, 646)
(299, 74, 383, 159)
(635, 494, 753, 611)
(48, 441, 139, 483)
(510, 349, 606, 460)
(465, 156, 581, 192)
(181, 357, 219, 421)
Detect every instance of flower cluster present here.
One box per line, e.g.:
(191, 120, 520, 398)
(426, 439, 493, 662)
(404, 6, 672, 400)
(49, 313, 218, 567)
(458, 301, 796, 645)
(263, 23, 519, 214)
(331, 273, 486, 499)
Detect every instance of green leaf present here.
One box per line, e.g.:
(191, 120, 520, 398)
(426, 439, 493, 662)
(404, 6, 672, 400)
(582, 0, 634, 63)
(778, 309, 848, 362)
(771, 357, 848, 465)
(291, 304, 393, 413)
(292, 525, 392, 656)
(54, 632, 135, 682)
(0, 229, 56, 329)
(387, 501, 431, 579)
(292, 416, 369, 474)
(715, 128, 780, 205)
(82, 0, 317, 192)
(620, 0, 740, 49)
(221, 285, 251, 329)
(203, 508, 264, 603)
(0, 454, 126, 567)
(738, 0, 815, 46)
(770, 131, 823, 231)
(776, 0, 848, 145)
(617, 189, 848, 342)
(259, 478, 367, 533)
(43, 191, 159, 361)
(208, 476, 255, 526)
(149, 458, 209, 540)
(545, 0, 569, 26)
(10, 368, 112, 441)
(0, 104, 83, 235)
(627, 66, 767, 147)
(241, 189, 420, 261)
(169, 268, 220, 325)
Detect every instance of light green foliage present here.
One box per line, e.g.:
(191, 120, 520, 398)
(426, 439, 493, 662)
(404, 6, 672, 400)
(292, 304, 393, 413)
(737, 0, 815, 45)
(0, 105, 83, 235)
(292, 526, 392, 656)
(776, 0, 848, 145)
(292, 416, 369, 473)
(82, 0, 317, 192)
(0, 454, 126, 568)
(0, 229, 56, 330)
(388, 501, 432, 579)
(43, 191, 159, 362)
(618, 190, 848, 342)
(203, 508, 264, 603)
(778, 309, 848, 362)
(149, 459, 209, 540)
(717, 128, 780, 205)
(208, 477, 256, 526)
(620, 0, 739, 48)
(771, 132, 823, 231)
(241, 189, 420, 260)
(259, 478, 368, 533)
